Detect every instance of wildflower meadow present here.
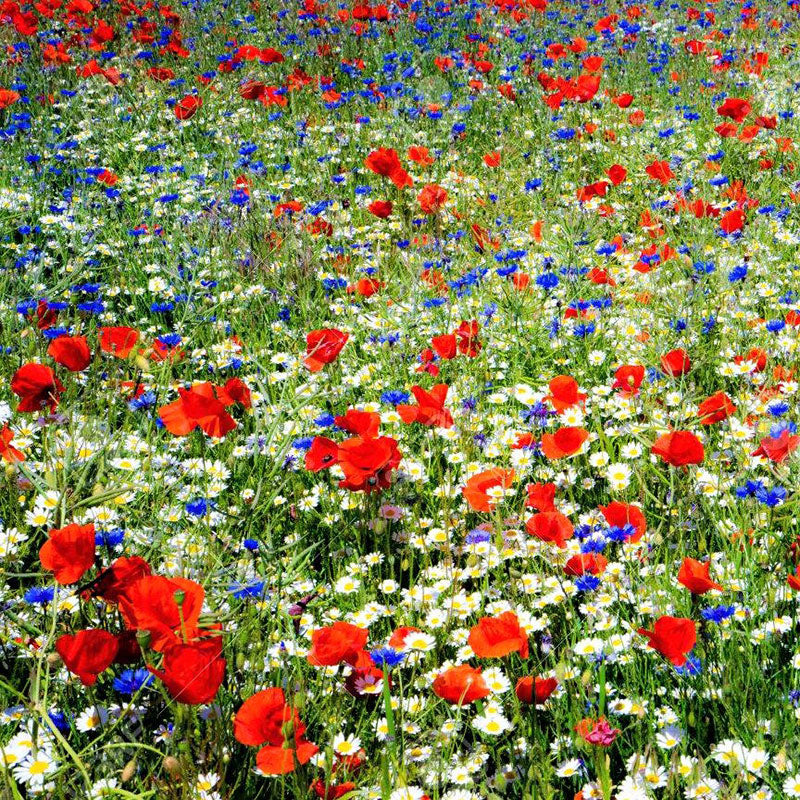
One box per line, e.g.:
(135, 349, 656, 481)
(2, 0, 800, 797)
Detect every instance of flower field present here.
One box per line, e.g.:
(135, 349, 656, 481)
(2, 0, 800, 797)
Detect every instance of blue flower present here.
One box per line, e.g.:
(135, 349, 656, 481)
(369, 647, 406, 669)
(113, 669, 154, 695)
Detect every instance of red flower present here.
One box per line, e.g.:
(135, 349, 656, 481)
(305, 436, 339, 471)
(515, 676, 558, 705)
(120, 575, 205, 652)
(174, 94, 202, 120)
(407, 145, 434, 165)
(11, 363, 64, 413)
(368, 200, 393, 218)
(468, 611, 529, 659)
(234, 688, 319, 775)
(364, 148, 412, 189)
(526, 511, 574, 548)
(599, 501, 647, 542)
(307, 621, 368, 666)
(48, 335, 92, 371)
(525, 482, 556, 512)
(149, 637, 226, 704)
(432, 665, 490, 705)
(717, 97, 751, 122)
(677, 557, 723, 595)
(751, 429, 800, 463)
(335, 409, 381, 437)
(462, 468, 515, 512)
(564, 553, 607, 576)
(697, 391, 735, 425)
(56, 629, 119, 686)
(216, 377, 252, 408)
(158, 383, 236, 438)
(40, 523, 96, 585)
(0, 425, 24, 463)
(612, 364, 645, 395)
(304, 328, 349, 372)
(337, 435, 402, 492)
(99, 327, 139, 358)
(397, 384, 453, 428)
(417, 183, 448, 214)
(651, 431, 704, 466)
(605, 164, 627, 185)
(541, 426, 589, 459)
(720, 207, 744, 234)
(637, 615, 696, 666)
(645, 159, 674, 185)
(544, 375, 586, 412)
(660, 348, 691, 377)
(91, 555, 152, 604)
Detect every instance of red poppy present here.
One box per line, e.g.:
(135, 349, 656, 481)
(407, 145, 434, 165)
(397, 384, 453, 428)
(368, 200, 393, 218)
(40, 523, 96, 585)
(149, 637, 226, 704)
(564, 553, 607, 576)
(388, 626, 421, 649)
(540, 426, 589, 459)
(417, 183, 448, 214)
(543, 375, 586, 412)
(158, 383, 236, 438)
(788, 565, 800, 592)
(307, 621, 368, 666)
(525, 482, 556, 512)
(216, 377, 252, 409)
(717, 97, 751, 122)
(0, 425, 24, 463)
(483, 151, 501, 167)
(735, 347, 767, 372)
(697, 391, 735, 425)
(364, 148, 412, 189)
(637, 615, 696, 666)
(751, 429, 800, 463)
(120, 575, 205, 652)
(91, 555, 152, 604)
(469, 611, 528, 659)
(612, 364, 645, 395)
(599, 501, 647, 542)
(526, 511, 574, 548)
(305, 436, 339, 471)
(605, 163, 627, 185)
(47, 335, 92, 371)
(515, 676, 558, 704)
(456, 320, 482, 356)
(56, 629, 119, 686)
(304, 328, 349, 372)
(234, 688, 319, 775)
(11, 363, 65, 412)
(431, 333, 457, 360)
(720, 207, 744, 234)
(462, 468, 515, 512)
(651, 431, 704, 466)
(677, 557, 723, 595)
(337, 435, 402, 492)
(99, 327, 139, 358)
(174, 94, 202, 120)
(660, 348, 691, 377)
(645, 159, 674, 184)
(432, 665, 490, 705)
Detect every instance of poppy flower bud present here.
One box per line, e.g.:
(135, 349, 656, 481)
(173, 589, 186, 606)
(121, 759, 137, 783)
(162, 756, 181, 778)
(135, 629, 151, 650)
